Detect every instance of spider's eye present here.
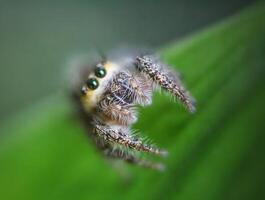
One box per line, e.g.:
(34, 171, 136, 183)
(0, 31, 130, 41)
(86, 78, 99, 90)
(95, 66, 106, 78)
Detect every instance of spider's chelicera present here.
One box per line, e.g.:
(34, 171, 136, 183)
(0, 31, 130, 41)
(72, 53, 195, 171)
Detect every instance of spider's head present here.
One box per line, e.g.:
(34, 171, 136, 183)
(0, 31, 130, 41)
(80, 61, 119, 112)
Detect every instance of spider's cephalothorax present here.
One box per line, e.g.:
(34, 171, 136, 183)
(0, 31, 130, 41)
(72, 54, 195, 171)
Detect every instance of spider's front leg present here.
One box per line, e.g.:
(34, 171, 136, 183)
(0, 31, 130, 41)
(135, 55, 196, 113)
(89, 133, 164, 170)
(104, 148, 165, 171)
(92, 121, 167, 156)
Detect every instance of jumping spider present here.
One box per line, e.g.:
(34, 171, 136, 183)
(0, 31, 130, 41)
(71, 52, 195, 171)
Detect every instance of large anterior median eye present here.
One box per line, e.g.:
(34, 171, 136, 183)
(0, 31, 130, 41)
(86, 78, 99, 90)
(95, 66, 106, 78)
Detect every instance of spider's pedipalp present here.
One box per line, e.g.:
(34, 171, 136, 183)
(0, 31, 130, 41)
(135, 55, 196, 113)
(109, 71, 153, 106)
(98, 98, 138, 125)
(97, 71, 153, 125)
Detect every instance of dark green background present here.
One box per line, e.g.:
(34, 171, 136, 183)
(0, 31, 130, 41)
(1, 1, 265, 200)
(0, 0, 255, 122)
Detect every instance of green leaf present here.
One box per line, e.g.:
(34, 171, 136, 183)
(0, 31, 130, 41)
(1, 3, 265, 200)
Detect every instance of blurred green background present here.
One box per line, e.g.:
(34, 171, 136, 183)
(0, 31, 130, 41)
(0, 0, 255, 122)
(1, 1, 265, 200)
